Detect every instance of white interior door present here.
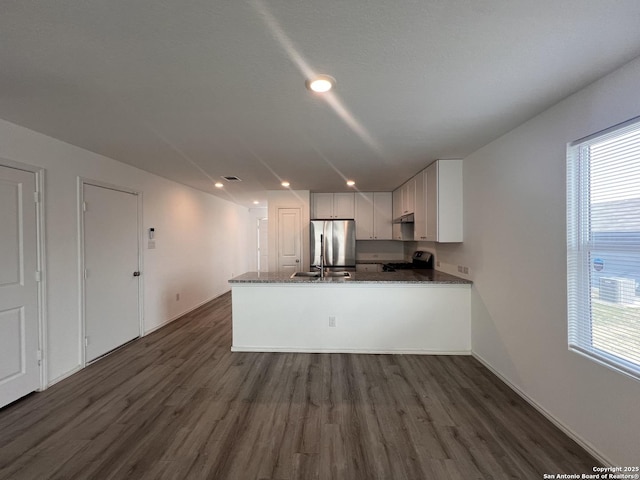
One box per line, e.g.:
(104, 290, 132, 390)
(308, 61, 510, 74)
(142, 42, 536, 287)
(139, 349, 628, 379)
(277, 208, 302, 273)
(83, 183, 140, 363)
(0, 166, 40, 408)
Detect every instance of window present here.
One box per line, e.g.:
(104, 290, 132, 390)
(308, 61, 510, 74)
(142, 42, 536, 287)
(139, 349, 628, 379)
(567, 117, 640, 381)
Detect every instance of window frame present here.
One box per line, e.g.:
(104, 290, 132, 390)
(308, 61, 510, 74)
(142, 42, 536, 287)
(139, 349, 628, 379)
(567, 115, 640, 382)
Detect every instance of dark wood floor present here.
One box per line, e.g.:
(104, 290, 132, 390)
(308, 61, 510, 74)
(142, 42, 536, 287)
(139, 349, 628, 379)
(0, 293, 598, 479)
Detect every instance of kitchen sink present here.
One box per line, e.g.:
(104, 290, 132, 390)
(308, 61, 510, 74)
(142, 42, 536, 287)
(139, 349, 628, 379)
(325, 271, 352, 278)
(290, 271, 352, 279)
(291, 271, 321, 278)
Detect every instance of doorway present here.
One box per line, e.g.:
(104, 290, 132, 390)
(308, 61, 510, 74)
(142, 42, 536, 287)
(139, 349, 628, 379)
(81, 181, 141, 363)
(276, 207, 302, 274)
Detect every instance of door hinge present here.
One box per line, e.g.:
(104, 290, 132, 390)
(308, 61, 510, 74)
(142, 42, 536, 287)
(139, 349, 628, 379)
(35, 271, 41, 282)
(82, 201, 87, 212)
(37, 350, 42, 360)
(34, 191, 40, 203)
(84, 269, 88, 279)
(85, 337, 89, 346)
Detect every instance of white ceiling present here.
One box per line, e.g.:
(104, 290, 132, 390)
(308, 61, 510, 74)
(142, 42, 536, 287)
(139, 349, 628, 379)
(2, 1, 640, 207)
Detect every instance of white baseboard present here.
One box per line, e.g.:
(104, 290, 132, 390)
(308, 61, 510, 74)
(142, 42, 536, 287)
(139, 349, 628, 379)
(231, 346, 471, 355)
(143, 289, 230, 335)
(47, 365, 82, 388)
(471, 352, 612, 467)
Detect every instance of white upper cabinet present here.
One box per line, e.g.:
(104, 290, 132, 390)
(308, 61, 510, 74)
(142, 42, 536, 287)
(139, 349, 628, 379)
(424, 159, 463, 242)
(392, 189, 403, 240)
(425, 163, 438, 241)
(402, 177, 416, 215)
(355, 193, 374, 238)
(393, 177, 416, 218)
(355, 192, 392, 240)
(372, 192, 392, 240)
(312, 193, 333, 218)
(392, 188, 402, 221)
(333, 193, 355, 218)
(414, 169, 428, 240)
(311, 193, 355, 219)
(391, 160, 463, 243)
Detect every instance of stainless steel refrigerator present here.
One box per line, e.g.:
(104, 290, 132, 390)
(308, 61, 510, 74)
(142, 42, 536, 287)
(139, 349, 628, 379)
(310, 220, 356, 270)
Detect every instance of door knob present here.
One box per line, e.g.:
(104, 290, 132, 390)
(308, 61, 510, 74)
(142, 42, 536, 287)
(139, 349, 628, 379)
(295, 259, 300, 263)
(133, 271, 141, 276)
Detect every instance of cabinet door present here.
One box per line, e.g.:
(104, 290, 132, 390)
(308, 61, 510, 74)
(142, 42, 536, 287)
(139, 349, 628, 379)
(437, 160, 463, 242)
(355, 193, 374, 239)
(333, 193, 355, 218)
(312, 193, 333, 219)
(426, 162, 438, 241)
(392, 188, 402, 220)
(373, 192, 392, 240)
(403, 177, 416, 215)
(392, 223, 403, 241)
(414, 170, 427, 240)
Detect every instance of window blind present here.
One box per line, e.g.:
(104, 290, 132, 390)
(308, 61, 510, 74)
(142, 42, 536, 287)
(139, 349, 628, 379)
(567, 117, 640, 381)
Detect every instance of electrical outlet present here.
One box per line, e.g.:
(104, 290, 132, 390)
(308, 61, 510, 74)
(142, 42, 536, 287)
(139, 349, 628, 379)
(176, 293, 180, 301)
(463, 266, 469, 274)
(458, 265, 463, 273)
(329, 315, 336, 327)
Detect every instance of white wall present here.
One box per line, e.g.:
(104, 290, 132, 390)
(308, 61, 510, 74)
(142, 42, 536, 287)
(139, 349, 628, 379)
(0, 119, 251, 385)
(356, 240, 404, 261)
(441, 57, 640, 465)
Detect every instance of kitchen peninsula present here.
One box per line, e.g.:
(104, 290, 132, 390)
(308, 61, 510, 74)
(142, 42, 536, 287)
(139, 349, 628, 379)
(229, 270, 472, 354)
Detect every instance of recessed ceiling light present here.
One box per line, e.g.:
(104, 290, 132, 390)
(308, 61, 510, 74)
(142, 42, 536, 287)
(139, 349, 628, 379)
(306, 74, 335, 93)
(215, 182, 224, 188)
(253, 201, 260, 205)
(281, 181, 290, 187)
(346, 180, 356, 187)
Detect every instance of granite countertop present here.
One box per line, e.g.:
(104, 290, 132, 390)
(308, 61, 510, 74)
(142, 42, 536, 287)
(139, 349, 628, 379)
(229, 270, 471, 285)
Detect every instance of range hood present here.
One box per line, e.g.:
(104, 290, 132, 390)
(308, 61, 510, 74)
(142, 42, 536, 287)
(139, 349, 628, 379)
(393, 213, 415, 224)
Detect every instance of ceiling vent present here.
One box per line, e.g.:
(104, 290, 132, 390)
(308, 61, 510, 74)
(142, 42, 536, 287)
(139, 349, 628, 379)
(222, 176, 242, 182)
